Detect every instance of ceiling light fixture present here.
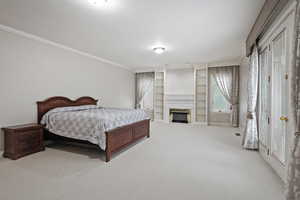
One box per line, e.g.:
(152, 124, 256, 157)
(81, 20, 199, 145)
(153, 47, 166, 54)
(88, 0, 108, 6)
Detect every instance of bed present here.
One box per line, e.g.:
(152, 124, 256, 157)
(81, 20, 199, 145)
(37, 96, 150, 162)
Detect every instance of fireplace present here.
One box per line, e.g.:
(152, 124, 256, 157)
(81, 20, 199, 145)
(164, 94, 194, 123)
(169, 108, 191, 123)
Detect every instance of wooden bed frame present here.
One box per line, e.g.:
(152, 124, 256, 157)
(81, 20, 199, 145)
(37, 96, 150, 162)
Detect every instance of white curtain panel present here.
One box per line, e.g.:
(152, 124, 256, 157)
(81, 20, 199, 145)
(210, 66, 239, 127)
(286, 136, 300, 200)
(232, 66, 240, 127)
(135, 72, 154, 109)
(242, 45, 259, 150)
(286, 1, 300, 199)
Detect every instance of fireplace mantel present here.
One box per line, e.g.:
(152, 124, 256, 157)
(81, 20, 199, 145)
(164, 94, 195, 123)
(165, 94, 194, 103)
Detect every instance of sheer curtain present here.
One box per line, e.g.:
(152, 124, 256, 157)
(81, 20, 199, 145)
(210, 66, 240, 127)
(242, 45, 259, 150)
(286, 1, 300, 199)
(135, 72, 154, 119)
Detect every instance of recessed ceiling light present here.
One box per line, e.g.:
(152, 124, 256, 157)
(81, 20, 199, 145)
(88, 0, 108, 6)
(153, 47, 166, 54)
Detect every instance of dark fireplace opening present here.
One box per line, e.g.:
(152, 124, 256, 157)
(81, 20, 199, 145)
(169, 109, 191, 123)
(172, 112, 188, 123)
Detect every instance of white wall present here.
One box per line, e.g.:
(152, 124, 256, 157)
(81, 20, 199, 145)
(239, 57, 250, 132)
(165, 68, 194, 95)
(0, 30, 135, 150)
(209, 112, 231, 126)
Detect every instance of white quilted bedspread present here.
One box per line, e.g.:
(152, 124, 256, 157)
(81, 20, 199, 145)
(41, 105, 149, 150)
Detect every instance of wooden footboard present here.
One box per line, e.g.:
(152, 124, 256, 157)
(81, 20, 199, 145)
(105, 119, 150, 162)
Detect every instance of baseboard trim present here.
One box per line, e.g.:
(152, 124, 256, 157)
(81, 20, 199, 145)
(192, 122, 208, 125)
(208, 122, 232, 127)
(153, 120, 166, 123)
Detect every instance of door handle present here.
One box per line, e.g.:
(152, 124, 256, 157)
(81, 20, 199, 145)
(280, 116, 288, 122)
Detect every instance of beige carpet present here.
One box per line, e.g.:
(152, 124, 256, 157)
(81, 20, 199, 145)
(0, 122, 283, 200)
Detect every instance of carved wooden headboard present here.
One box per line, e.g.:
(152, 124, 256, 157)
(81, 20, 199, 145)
(37, 96, 98, 123)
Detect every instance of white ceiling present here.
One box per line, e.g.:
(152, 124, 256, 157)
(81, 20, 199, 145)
(0, 0, 265, 70)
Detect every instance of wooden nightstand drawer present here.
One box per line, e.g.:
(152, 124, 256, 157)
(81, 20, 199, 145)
(2, 124, 45, 160)
(18, 131, 41, 153)
(18, 130, 41, 143)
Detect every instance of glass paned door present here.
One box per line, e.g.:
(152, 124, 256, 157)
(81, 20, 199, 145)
(257, 6, 294, 181)
(259, 47, 271, 149)
(270, 30, 288, 165)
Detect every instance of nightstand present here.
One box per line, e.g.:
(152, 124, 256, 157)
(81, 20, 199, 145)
(2, 123, 45, 160)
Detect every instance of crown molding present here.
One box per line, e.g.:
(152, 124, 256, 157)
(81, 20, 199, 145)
(206, 57, 242, 68)
(0, 24, 132, 71)
(134, 57, 242, 73)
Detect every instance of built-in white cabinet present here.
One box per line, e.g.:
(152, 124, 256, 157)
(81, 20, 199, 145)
(195, 67, 208, 123)
(258, 5, 295, 181)
(154, 71, 165, 121)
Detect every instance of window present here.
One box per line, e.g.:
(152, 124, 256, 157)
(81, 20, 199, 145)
(210, 77, 231, 113)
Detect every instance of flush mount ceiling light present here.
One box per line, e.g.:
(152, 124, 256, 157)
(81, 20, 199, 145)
(88, 0, 109, 6)
(153, 47, 166, 54)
